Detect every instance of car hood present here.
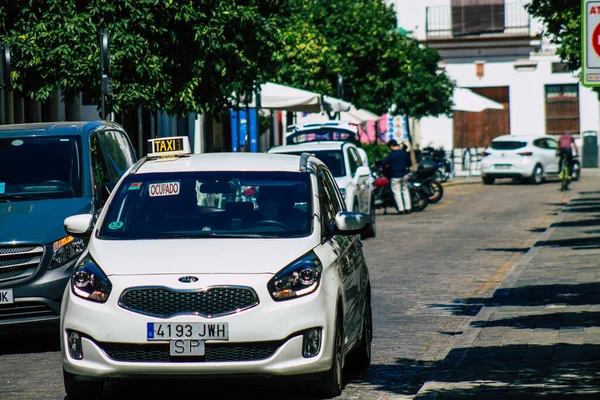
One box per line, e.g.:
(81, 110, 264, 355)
(90, 237, 317, 275)
(0, 198, 93, 245)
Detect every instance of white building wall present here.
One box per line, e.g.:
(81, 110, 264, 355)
(390, 0, 600, 152)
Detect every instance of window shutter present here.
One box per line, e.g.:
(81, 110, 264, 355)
(451, 0, 505, 36)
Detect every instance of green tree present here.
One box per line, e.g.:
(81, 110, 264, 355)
(526, 0, 581, 72)
(271, 0, 454, 117)
(0, 0, 286, 115)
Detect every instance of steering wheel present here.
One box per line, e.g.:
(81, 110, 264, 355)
(251, 220, 289, 230)
(41, 180, 70, 188)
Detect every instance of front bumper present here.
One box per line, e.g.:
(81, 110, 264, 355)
(481, 159, 534, 179)
(61, 273, 337, 379)
(0, 245, 78, 326)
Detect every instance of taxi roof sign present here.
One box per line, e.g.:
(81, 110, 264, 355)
(147, 136, 191, 158)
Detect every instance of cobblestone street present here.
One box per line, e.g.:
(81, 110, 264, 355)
(2, 173, 600, 399)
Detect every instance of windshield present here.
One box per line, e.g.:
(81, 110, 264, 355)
(287, 128, 356, 144)
(275, 150, 345, 178)
(490, 141, 527, 150)
(98, 171, 313, 240)
(0, 135, 83, 200)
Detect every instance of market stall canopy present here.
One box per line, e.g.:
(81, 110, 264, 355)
(452, 87, 504, 112)
(242, 82, 351, 113)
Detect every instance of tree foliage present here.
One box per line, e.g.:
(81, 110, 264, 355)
(526, 0, 581, 71)
(0, 0, 285, 115)
(271, 0, 455, 117)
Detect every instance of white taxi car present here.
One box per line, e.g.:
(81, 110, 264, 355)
(267, 122, 375, 238)
(60, 137, 372, 399)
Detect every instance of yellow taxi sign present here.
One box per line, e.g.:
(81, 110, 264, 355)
(147, 136, 191, 158)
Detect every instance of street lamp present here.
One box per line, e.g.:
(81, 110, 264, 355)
(0, 43, 10, 125)
(99, 30, 112, 120)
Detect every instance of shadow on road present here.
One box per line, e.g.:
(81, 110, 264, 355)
(0, 323, 60, 355)
(535, 236, 600, 250)
(419, 344, 600, 399)
(471, 311, 600, 330)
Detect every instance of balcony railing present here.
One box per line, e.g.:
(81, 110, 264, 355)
(426, 2, 531, 39)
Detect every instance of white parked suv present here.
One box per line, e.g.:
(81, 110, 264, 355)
(268, 122, 376, 238)
(480, 135, 580, 185)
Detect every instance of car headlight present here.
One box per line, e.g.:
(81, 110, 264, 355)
(71, 254, 112, 303)
(339, 188, 346, 199)
(267, 251, 322, 301)
(50, 236, 86, 269)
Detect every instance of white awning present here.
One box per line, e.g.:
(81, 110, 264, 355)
(242, 82, 351, 113)
(452, 87, 504, 112)
(296, 106, 378, 125)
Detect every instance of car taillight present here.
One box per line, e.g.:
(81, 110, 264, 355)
(517, 152, 533, 156)
(482, 151, 491, 157)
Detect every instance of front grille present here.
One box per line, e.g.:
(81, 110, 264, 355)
(0, 301, 56, 321)
(119, 286, 259, 318)
(99, 341, 282, 363)
(0, 246, 43, 284)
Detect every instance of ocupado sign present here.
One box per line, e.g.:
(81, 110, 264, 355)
(583, 0, 600, 86)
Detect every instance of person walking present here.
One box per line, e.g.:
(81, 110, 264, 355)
(382, 139, 412, 214)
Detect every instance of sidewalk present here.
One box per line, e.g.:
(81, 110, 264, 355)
(415, 177, 600, 398)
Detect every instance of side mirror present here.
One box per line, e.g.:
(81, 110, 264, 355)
(356, 166, 371, 178)
(334, 211, 369, 235)
(65, 214, 94, 238)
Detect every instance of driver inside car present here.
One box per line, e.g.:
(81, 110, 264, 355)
(255, 185, 307, 231)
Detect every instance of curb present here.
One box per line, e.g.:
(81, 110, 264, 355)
(441, 180, 481, 187)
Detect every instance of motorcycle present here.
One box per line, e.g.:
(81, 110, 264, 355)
(419, 147, 452, 183)
(372, 164, 429, 213)
(409, 160, 444, 204)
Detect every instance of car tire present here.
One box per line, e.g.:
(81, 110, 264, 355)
(482, 176, 495, 185)
(318, 311, 344, 398)
(572, 161, 581, 181)
(362, 198, 376, 239)
(530, 164, 543, 184)
(64, 369, 103, 400)
(347, 289, 372, 373)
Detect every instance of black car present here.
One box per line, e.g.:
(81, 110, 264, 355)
(0, 121, 136, 327)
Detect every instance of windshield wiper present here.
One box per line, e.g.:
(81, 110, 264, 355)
(0, 194, 45, 202)
(157, 233, 277, 239)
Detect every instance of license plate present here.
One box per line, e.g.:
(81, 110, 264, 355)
(495, 164, 511, 169)
(147, 322, 229, 341)
(170, 339, 205, 356)
(0, 289, 13, 304)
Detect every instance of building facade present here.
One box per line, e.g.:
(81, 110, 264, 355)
(389, 0, 599, 171)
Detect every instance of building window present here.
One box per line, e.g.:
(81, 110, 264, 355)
(545, 84, 580, 135)
(551, 63, 569, 74)
(451, 0, 505, 36)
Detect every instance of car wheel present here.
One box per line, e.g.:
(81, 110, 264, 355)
(530, 164, 543, 184)
(362, 198, 376, 239)
(318, 312, 344, 398)
(482, 176, 495, 185)
(64, 369, 104, 400)
(347, 289, 372, 373)
(572, 161, 581, 181)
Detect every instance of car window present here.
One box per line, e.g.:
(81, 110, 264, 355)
(533, 139, 547, 149)
(490, 141, 527, 150)
(90, 134, 113, 203)
(97, 171, 313, 240)
(0, 135, 83, 199)
(546, 139, 558, 149)
(318, 168, 342, 237)
(286, 128, 356, 144)
(347, 147, 359, 177)
(350, 147, 364, 167)
(97, 130, 136, 181)
(275, 150, 346, 178)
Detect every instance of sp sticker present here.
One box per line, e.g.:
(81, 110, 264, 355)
(108, 221, 124, 230)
